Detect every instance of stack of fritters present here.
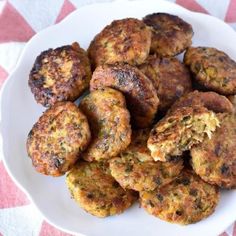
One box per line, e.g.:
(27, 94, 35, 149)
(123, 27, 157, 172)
(26, 13, 236, 223)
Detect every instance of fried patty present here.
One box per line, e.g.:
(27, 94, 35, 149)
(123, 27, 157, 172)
(79, 88, 131, 162)
(169, 90, 233, 114)
(143, 13, 193, 57)
(29, 42, 91, 107)
(88, 18, 151, 68)
(191, 113, 236, 188)
(109, 130, 184, 191)
(139, 55, 192, 112)
(184, 47, 236, 95)
(148, 106, 220, 162)
(90, 63, 159, 128)
(66, 161, 137, 217)
(26, 102, 91, 176)
(140, 169, 219, 225)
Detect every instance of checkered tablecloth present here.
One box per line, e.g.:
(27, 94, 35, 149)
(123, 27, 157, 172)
(0, 0, 235, 235)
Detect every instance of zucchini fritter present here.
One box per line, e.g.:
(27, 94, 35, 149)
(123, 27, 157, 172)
(88, 18, 151, 68)
(184, 47, 236, 95)
(191, 113, 236, 188)
(90, 63, 159, 128)
(148, 106, 220, 162)
(29, 42, 91, 107)
(139, 55, 192, 112)
(109, 130, 184, 191)
(26, 102, 91, 176)
(140, 170, 220, 225)
(143, 13, 193, 57)
(169, 90, 233, 114)
(79, 88, 131, 162)
(66, 161, 137, 217)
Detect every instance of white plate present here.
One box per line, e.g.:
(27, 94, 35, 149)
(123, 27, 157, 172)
(1, 0, 236, 235)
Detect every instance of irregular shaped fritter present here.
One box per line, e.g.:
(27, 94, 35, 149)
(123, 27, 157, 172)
(109, 130, 184, 191)
(29, 42, 91, 107)
(139, 55, 192, 112)
(169, 90, 233, 114)
(191, 113, 236, 188)
(88, 18, 151, 68)
(140, 169, 220, 225)
(143, 13, 193, 57)
(66, 161, 137, 217)
(26, 102, 91, 176)
(184, 47, 236, 95)
(90, 63, 159, 128)
(79, 88, 131, 162)
(148, 106, 220, 162)
(228, 95, 236, 113)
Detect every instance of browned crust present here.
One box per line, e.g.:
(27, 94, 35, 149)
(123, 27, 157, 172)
(29, 42, 91, 107)
(26, 102, 91, 176)
(90, 63, 159, 128)
(169, 90, 233, 114)
(184, 47, 236, 95)
(79, 88, 131, 162)
(139, 55, 192, 112)
(140, 169, 220, 224)
(88, 18, 151, 68)
(143, 13, 193, 57)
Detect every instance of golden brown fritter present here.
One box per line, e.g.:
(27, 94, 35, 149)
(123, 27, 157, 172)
(109, 129, 184, 191)
(184, 47, 236, 95)
(79, 88, 131, 162)
(143, 13, 193, 57)
(26, 102, 91, 176)
(139, 55, 192, 112)
(140, 169, 220, 225)
(148, 106, 220, 162)
(90, 63, 159, 128)
(88, 18, 151, 68)
(169, 90, 233, 114)
(191, 113, 236, 188)
(66, 161, 137, 217)
(29, 42, 91, 107)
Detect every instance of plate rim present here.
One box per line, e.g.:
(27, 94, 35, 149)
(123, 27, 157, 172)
(0, 0, 236, 235)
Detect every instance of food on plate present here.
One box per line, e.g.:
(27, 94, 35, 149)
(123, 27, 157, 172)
(139, 55, 192, 113)
(29, 42, 91, 107)
(143, 13, 193, 57)
(148, 106, 220, 162)
(90, 63, 159, 128)
(184, 47, 236, 95)
(88, 18, 151, 68)
(66, 161, 137, 217)
(140, 169, 220, 225)
(79, 88, 131, 162)
(109, 129, 184, 191)
(169, 90, 233, 114)
(26, 102, 91, 176)
(191, 113, 236, 188)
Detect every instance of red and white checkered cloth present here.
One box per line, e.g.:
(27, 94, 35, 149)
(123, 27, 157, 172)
(0, 0, 235, 235)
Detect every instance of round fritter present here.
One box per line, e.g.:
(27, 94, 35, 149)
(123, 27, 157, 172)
(26, 102, 91, 176)
(66, 161, 137, 217)
(143, 13, 193, 57)
(79, 88, 131, 162)
(184, 47, 236, 95)
(140, 169, 220, 225)
(139, 55, 192, 112)
(88, 18, 151, 68)
(191, 113, 236, 188)
(109, 130, 184, 191)
(148, 106, 220, 162)
(169, 90, 233, 114)
(29, 42, 91, 107)
(90, 63, 159, 128)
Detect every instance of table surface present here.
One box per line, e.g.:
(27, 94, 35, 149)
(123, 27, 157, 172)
(0, 0, 236, 235)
